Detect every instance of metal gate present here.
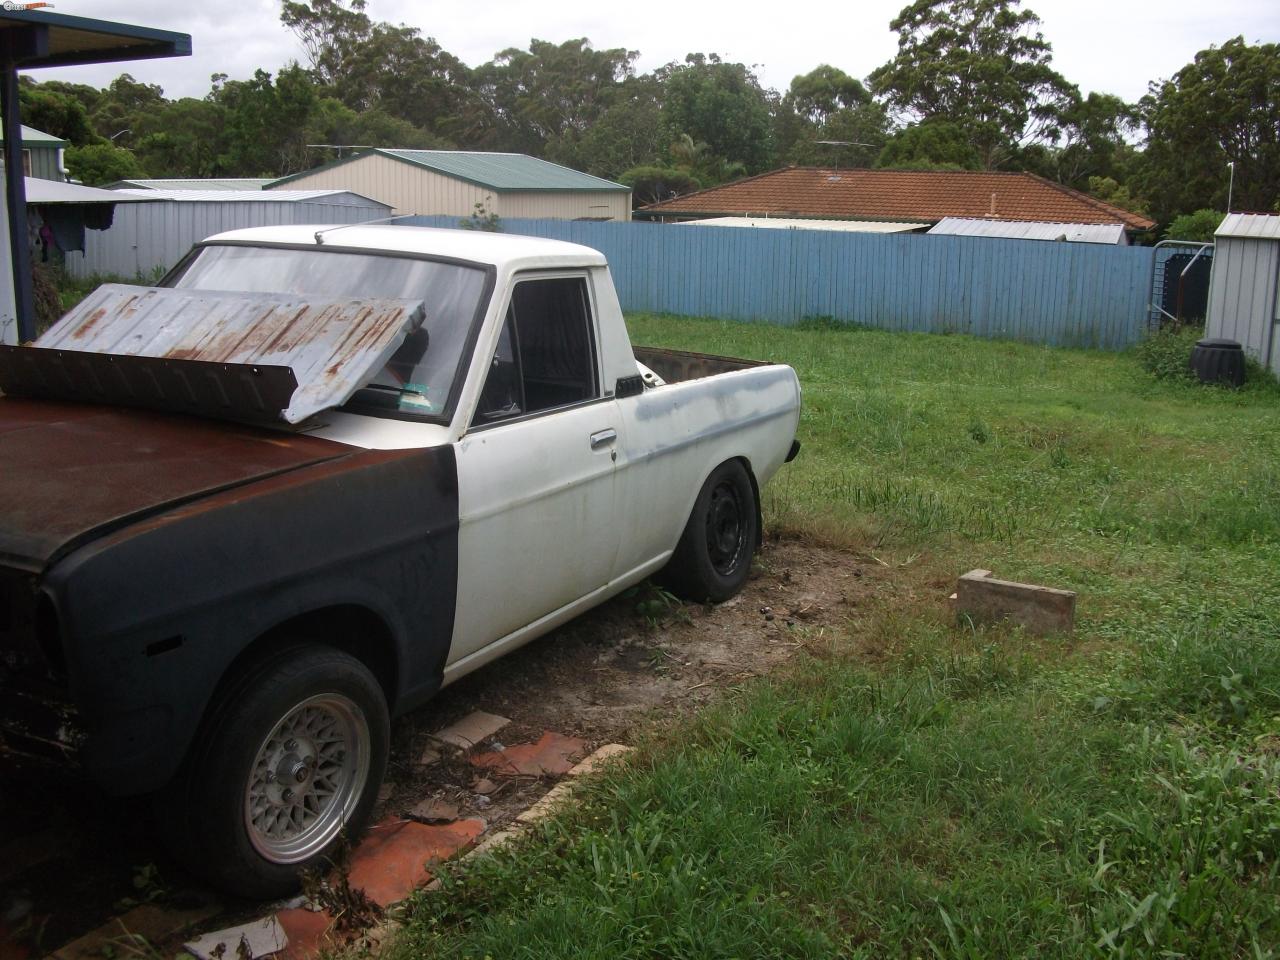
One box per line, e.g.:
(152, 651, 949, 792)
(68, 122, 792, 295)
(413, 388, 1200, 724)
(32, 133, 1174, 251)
(1149, 240, 1214, 330)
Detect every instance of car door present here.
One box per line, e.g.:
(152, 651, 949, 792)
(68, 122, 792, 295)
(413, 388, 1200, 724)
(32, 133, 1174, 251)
(449, 274, 622, 664)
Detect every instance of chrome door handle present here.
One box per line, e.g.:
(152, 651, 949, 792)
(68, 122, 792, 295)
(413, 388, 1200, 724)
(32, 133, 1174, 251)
(589, 428, 617, 449)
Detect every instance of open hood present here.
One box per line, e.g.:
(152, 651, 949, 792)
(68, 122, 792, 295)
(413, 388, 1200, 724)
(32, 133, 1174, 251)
(0, 284, 426, 424)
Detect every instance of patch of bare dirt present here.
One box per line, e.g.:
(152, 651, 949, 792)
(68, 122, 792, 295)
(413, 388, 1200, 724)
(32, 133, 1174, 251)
(0, 538, 888, 955)
(377, 537, 883, 832)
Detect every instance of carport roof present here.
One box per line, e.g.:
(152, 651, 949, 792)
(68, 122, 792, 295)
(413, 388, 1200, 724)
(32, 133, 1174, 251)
(0, 9, 190, 68)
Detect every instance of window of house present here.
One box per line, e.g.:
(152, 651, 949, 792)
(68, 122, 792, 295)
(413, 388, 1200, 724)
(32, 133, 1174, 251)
(472, 276, 598, 425)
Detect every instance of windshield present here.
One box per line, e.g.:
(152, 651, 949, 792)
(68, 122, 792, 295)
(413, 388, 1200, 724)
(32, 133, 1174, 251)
(167, 243, 489, 420)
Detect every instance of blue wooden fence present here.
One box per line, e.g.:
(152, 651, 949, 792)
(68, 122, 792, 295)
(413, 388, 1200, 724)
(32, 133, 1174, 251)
(400, 216, 1156, 350)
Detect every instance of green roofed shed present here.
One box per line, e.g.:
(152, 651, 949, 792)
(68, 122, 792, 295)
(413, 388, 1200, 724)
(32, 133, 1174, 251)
(267, 149, 631, 221)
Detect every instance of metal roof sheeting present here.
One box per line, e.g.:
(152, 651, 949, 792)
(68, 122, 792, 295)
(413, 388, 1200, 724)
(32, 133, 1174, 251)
(24, 177, 155, 204)
(683, 216, 928, 233)
(928, 217, 1127, 244)
(114, 188, 380, 203)
(31, 284, 426, 423)
(109, 178, 275, 191)
(1216, 213, 1280, 240)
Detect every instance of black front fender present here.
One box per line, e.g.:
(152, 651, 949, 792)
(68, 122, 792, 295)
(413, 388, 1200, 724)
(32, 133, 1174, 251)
(44, 444, 459, 795)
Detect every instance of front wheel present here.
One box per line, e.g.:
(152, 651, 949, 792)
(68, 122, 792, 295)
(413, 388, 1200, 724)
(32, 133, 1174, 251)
(660, 460, 758, 603)
(160, 645, 389, 899)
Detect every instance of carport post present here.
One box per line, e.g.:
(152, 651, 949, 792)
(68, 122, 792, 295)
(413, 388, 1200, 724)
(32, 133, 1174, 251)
(0, 21, 44, 344)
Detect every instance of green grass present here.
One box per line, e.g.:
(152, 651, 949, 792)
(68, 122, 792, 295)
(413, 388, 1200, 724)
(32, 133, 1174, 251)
(389, 317, 1280, 958)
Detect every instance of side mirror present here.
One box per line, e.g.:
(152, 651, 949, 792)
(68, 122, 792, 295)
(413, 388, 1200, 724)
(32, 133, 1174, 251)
(615, 374, 644, 398)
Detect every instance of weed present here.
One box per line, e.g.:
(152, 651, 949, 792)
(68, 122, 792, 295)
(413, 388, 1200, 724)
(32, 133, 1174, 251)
(625, 582, 688, 629)
(1135, 325, 1201, 382)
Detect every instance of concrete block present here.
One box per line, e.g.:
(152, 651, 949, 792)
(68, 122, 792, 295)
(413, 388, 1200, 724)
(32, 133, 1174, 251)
(955, 569, 1075, 635)
(185, 917, 286, 960)
(430, 711, 510, 750)
(568, 744, 633, 778)
(51, 903, 221, 960)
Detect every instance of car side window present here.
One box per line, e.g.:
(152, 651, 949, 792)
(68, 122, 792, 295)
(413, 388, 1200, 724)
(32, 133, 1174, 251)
(472, 277, 598, 425)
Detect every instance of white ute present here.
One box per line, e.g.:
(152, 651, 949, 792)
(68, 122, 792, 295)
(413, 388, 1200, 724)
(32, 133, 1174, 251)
(0, 224, 801, 895)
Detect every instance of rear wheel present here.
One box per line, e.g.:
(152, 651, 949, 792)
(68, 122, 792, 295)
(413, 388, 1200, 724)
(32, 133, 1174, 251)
(161, 644, 389, 899)
(660, 460, 758, 603)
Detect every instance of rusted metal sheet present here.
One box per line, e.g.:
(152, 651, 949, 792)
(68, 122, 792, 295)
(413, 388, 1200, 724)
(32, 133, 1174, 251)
(13, 284, 427, 423)
(0, 347, 300, 425)
(0, 398, 353, 571)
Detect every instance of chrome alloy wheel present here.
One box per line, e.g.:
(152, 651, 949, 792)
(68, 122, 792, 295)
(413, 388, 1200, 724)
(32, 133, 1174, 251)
(244, 694, 370, 864)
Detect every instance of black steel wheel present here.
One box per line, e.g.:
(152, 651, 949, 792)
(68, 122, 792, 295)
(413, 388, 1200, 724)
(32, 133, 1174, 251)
(661, 460, 758, 603)
(159, 644, 389, 899)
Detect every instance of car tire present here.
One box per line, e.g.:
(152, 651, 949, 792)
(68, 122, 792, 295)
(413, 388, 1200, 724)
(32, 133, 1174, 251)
(159, 644, 389, 899)
(660, 460, 758, 603)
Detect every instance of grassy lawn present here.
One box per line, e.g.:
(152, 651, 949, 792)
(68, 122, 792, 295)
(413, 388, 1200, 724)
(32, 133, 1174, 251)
(389, 316, 1280, 958)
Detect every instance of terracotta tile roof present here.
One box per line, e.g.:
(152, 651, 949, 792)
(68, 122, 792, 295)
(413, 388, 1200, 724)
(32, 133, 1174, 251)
(638, 167, 1154, 231)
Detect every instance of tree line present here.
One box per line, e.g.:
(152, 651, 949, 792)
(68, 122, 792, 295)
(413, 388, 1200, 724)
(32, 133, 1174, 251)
(16, 0, 1279, 230)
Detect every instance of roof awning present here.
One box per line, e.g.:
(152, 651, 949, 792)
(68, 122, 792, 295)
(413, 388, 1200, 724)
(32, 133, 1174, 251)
(0, 10, 190, 69)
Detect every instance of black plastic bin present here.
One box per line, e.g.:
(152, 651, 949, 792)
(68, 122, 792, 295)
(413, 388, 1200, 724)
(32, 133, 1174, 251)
(1190, 338, 1245, 388)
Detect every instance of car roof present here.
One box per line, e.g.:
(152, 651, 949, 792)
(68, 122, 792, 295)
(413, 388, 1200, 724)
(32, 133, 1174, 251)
(203, 223, 609, 271)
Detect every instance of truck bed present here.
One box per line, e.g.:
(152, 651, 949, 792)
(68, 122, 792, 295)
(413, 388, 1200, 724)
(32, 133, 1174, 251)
(633, 346, 768, 385)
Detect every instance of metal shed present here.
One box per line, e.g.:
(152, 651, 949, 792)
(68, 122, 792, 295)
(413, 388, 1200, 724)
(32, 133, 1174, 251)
(62, 189, 391, 280)
(268, 149, 632, 221)
(1205, 213, 1280, 377)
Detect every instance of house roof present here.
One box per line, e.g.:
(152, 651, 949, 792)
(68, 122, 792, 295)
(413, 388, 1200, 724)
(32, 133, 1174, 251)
(1216, 213, 1280, 241)
(107, 177, 274, 190)
(639, 167, 1154, 231)
(928, 217, 1127, 244)
(268, 149, 631, 194)
(0, 124, 67, 147)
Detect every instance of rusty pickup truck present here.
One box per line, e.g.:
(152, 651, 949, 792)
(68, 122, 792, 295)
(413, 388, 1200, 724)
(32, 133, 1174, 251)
(0, 224, 800, 896)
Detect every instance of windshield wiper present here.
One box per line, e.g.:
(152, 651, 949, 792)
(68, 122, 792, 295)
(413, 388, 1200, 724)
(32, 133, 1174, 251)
(360, 383, 428, 399)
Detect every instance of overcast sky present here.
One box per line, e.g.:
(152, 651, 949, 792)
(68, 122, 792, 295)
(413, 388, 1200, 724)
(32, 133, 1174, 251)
(30, 0, 1280, 105)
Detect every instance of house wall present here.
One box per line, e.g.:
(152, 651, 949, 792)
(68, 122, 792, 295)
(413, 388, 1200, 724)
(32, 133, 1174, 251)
(271, 153, 631, 220)
(62, 196, 391, 280)
(495, 190, 630, 221)
(1206, 236, 1280, 375)
(27, 146, 62, 182)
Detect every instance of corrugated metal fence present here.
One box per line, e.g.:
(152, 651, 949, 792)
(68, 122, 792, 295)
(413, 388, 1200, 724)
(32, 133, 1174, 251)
(64, 196, 391, 281)
(403, 216, 1155, 349)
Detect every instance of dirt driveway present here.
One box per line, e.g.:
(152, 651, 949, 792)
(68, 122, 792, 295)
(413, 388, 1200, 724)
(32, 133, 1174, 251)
(0, 539, 883, 956)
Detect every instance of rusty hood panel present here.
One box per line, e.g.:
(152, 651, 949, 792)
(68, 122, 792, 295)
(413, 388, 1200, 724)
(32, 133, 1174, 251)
(0, 284, 426, 424)
(0, 398, 355, 571)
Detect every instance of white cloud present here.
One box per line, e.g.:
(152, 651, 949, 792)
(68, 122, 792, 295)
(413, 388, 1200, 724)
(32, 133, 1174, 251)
(28, 0, 1280, 106)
